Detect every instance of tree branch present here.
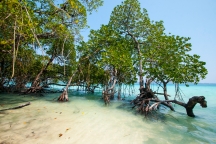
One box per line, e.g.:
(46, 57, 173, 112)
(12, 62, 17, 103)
(0, 102, 30, 111)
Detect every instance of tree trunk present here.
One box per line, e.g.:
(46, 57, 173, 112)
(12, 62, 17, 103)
(58, 89, 68, 101)
(137, 44, 144, 88)
(163, 82, 169, 101)
(25, 55, 55, 93)
(117, 83, 122, 100)
(58, 73, 75, 101)
(162, 82, 174, 111)
(126, 29, 144, 88)
(110, 88, 115, 100)
(146, 78, 153, 92)
(103, 69, 117, 105)
(103, 78, 117, 105)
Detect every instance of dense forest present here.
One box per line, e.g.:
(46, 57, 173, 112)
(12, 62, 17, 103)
(0, 0, 208, 117)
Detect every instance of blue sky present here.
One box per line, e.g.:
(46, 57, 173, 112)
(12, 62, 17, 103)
(80, 0, 216, 83)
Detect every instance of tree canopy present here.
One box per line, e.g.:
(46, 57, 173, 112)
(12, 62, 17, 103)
(0, 0, 103, 92)
(0, 0, 207, 105)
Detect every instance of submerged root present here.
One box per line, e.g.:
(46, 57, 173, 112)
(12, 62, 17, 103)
(132, 87, 207, 117)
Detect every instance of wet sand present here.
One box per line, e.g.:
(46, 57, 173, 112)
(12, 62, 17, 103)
(0, 93, 215, 144)
(0, 95, 153, 144)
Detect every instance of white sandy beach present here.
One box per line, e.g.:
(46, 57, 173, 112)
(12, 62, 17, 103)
(0, 95, 171, 144)
(0, 92, 215, 144)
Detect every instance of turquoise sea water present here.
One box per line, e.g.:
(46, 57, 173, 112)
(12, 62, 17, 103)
(0, 83, 216, 143)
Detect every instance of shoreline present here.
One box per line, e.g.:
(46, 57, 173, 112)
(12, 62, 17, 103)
(0, 87, 215, 144)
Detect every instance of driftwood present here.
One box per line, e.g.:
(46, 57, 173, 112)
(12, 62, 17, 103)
(0, 102, 30, 111)
(131, 87, 207, 117)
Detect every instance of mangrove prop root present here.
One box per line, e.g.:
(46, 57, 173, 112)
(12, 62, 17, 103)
(0, 102, 30, 111)
(102, 91, 110, 105)
(58, 90, 69, 101)
(131, 87, 207, 117)
(184, 96, 207, 117)
(157, 96, 207, 117)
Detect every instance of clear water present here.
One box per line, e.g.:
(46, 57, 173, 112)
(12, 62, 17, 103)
(0, 83, 216, 144)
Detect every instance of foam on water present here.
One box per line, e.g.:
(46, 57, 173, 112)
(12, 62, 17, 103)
(0, 83, 216, 144)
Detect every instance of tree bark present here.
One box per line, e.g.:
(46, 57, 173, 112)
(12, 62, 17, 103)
(58, 73, 75, 101)
(137, 44, 144, 88)
(103, 68, 117, 105)
(117, 83, 122, 100)
(162, 81, 169, 101)
(133, 79, 209, 118)
(184, 96, 207, 117)
(146, 78, 153, 91)
(103, 78, 117, 105)
(126, 29, 144, 88)
(161, 81, 174, 111)
(25, 55, 55, 94)
(157, 96, 207, 117)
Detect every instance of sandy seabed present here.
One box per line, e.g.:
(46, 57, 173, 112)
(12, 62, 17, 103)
(0, 95, 162, 144)
(1, 93, 214, 144)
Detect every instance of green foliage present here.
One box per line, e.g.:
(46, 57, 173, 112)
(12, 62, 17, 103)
(108, 0, 166, 87)
(76, 0, 207, 90)
(144, 34, 208, 86)
(0, 0, 208, 93)
(0, 0, 103, 90)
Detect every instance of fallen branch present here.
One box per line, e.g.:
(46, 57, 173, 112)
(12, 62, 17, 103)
(154, 92, 170, 97)
(0, 102, 30, 111)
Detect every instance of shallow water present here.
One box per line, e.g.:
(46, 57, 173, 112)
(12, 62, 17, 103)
(0, 84, 216, 144)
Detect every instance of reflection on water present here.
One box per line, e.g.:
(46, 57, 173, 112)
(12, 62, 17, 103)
(0, 85, 216, 144)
